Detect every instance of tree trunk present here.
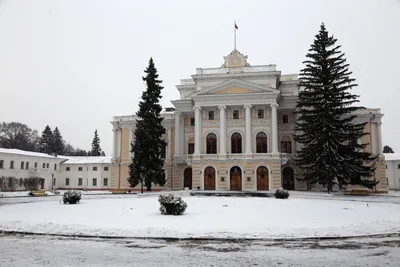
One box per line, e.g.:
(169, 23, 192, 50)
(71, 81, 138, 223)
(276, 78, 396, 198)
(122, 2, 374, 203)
(140, 181, 143, 194)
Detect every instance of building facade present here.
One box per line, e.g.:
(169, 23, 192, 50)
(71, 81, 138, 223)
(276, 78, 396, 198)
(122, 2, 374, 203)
(0, 148, 65, 190)
(111, 50, 388, 193)
(384, 154, 400, 190)
(56, 156, 111, 190)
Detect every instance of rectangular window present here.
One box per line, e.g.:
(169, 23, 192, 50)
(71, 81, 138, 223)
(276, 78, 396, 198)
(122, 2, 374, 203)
(66, 178, 70, 186)
(21, 161, 24, 169)
(26, 162, 29, 169)
(160, 144, 166, 159)
(188, 143, 195, 155)
(282, 114, 289, 123)
(46, 163, 49, 168)
(281, 141, 292, 153)
(386, 165, 387, 169)
(93, 178, 97, 186)
(10, 160, 14, 169)
(257, 109, 264, 119)
(53, 178, 56, 186)
(78, 178, 83, 186)
(0, 160, 3, 169)
(233, 110, 239, 119)
(78, 167, 83, 171)
(103, 178, 108, 186)
(54, 164, 57, 171)
(93, 166, 98, 171)
(66, 167, 70, 171)
(208, 111, 214, 120)
(397, 164, 400, 169)
(34, 162, 38, 168)
(104, 166, 109, 171)
(42, 163, 45, 168)
(190, 118, 195, 126)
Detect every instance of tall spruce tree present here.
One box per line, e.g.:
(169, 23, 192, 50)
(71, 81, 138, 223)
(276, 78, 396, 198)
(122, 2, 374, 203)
(129, 58, 166, 193)
(293, 23, 377, 193)
(39, 125, 54, 154)
(90, 130, 102, 156)
(52, 127, 65, 155)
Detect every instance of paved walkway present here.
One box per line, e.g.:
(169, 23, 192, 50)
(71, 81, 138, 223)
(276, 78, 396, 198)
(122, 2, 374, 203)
(0, 234, 399, 267)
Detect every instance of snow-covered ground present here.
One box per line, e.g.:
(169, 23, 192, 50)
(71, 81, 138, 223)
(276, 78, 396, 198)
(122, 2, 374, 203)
(0, 190, 112, 198)
(1, 195, 399, 239)
(1, 235, 399, 267)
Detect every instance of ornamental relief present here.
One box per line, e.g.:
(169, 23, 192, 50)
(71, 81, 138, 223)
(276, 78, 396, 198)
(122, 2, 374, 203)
(253, 119, 271, 125)
(278, 124, 294, 130)
(227, 120, 245, 126)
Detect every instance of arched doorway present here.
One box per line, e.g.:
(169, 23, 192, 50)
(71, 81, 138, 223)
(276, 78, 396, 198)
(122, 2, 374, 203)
(183, 167, 192, 189)
(230, 166, 242, 191)
(204, 166, 216, 190)
(282, 167, 295, 190)
(257, 166, 269, 191)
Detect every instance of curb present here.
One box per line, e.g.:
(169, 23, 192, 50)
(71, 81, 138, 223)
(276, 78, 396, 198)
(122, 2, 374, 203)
(1, 230, 399, 242)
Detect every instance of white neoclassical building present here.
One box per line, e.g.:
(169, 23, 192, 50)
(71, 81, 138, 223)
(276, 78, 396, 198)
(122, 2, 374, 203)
(384, 154, 400, 190)
(110, 50, 388, 193)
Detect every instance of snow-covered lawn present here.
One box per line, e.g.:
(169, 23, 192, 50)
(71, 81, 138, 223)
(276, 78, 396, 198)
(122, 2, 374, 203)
(0, 190, 112, 198)
(0, 195, 399, 239)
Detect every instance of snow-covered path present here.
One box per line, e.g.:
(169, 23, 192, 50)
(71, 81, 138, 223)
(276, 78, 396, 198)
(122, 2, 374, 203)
(1, 234, 399, 267)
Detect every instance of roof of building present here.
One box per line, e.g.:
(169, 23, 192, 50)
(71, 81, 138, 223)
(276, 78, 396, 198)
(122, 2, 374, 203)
(60, 156, 112, 164)
(384, 153, 400, 161)
(0, 148, 58, 158)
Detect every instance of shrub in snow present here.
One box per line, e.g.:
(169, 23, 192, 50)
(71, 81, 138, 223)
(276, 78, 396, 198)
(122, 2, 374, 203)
(24, 177, 42, 191)
(275, 189, 289, 199)
(63, 190, 81, 204)
(158, 194, 187, 215)
(0, 176, 18, 192)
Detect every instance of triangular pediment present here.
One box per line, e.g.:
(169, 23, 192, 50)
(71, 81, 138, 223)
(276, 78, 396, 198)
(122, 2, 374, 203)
(190, 79, 279, 97)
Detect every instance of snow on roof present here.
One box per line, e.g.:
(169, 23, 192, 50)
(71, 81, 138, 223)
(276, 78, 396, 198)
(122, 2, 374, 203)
(0, 148, 58, 158)
(384, 153, 400, 161)
(61, 156, 112, 164)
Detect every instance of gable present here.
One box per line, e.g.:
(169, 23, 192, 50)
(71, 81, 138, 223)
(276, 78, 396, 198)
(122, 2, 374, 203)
(214, 87, 256, 94)
(191, 79, 280, 97)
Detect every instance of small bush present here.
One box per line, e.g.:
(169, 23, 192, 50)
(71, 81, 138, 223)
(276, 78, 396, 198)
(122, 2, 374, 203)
(63, 190, 81, 204)
(24, 177, 42, 191)
(158, 194, 187, 215)
(275, 189, 289, 199)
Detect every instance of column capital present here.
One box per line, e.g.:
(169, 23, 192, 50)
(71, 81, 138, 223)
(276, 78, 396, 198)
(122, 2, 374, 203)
(244, 104, 252, 109)
(175, 110, 181, 116)
(193, 105, 202, 110)
(270, 102, 279, 108)
(218, 105, 226, 110)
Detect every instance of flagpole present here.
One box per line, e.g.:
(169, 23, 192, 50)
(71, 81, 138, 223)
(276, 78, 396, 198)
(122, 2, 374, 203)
(234, 20, 236, 50)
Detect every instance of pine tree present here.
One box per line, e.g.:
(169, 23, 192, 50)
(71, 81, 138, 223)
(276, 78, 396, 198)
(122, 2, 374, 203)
(129, 58, 166, 193)
(383, 145, 394, 153)
(39, 125, 54, 154)
(293, 23, 377, 193)
(52, 127, 65, 155)
(90, 130, 102, 156)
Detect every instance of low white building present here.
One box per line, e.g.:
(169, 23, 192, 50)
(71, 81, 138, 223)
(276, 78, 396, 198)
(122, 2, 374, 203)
(384, 153, 400, 190)
(0, 148, 65, 190)
(56, 156, 112, 190)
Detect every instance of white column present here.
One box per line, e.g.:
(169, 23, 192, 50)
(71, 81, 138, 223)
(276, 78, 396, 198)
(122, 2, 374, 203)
(219, 105, 227, 156)
(194, 106, 202, 155)
(244, 104, 252, 154)
(377, 122, 383, 155)
(370, 123, 377, 155)
(117, 129, 122, 158)
(167, 127, 172, 159)
(271, 103, 279, 154)
(112, 129, 117, 157)
(128, 128, 133, 157)
(180, 116, 184, 155)
(174, 111, 181, 156)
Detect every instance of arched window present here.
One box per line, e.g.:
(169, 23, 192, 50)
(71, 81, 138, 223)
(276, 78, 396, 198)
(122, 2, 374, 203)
(206, 133, 217, 154)
(281, 136, 292, 153)
(256, 132, 268, 153)
(231, 132, 242, 153)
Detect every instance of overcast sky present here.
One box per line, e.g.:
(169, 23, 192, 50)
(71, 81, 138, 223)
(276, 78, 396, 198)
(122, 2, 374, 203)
(0, 0, 399, 155)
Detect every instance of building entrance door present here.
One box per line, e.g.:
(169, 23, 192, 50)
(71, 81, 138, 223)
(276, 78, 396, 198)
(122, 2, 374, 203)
(230, 166, 242, 191)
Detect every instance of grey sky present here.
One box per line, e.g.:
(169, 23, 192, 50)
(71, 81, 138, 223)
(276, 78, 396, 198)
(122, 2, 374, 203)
(0, 0, 399, 155)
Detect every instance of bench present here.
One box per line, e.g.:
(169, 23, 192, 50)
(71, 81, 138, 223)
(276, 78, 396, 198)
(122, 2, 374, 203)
(31, 190, 47, 197)
(110, 189, 127, 194)
(351, 189, 368, 196)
